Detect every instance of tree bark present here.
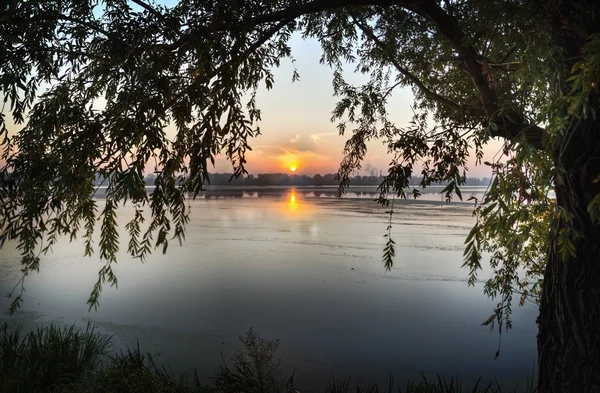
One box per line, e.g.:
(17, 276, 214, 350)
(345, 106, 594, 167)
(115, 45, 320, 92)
(537, 116, 600, 393)
(536, 2, 600, 390)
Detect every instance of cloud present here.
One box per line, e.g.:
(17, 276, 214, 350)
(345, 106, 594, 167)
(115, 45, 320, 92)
(309, 131, 338, 147)
(284, 131, 340, 152)
(253, 145, 288, 156)
(287, 134, 318, 152)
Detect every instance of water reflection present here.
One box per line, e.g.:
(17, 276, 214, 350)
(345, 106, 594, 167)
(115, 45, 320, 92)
(288, 189, 298, 208)
(281, 188, 314, 219)
(0, 193, 538, 391)
(197, 186, 489, 203)
(92, 185, 489, 203)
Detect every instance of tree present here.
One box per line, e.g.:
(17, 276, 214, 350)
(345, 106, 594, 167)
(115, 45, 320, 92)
(1, 0, 599, 391)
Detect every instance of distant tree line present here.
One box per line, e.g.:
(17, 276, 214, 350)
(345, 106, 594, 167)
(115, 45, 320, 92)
(97, 173, 491, 187)
(0, 172, 491, 188)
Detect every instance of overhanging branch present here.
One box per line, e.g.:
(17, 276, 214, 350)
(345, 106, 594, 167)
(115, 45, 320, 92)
(130, 0, 183, 38)
(179, 0, 414, 42)
(51, 13, 111, 37)
(353, 17, 473, 112)
(168, 0, 547, 149)
(216, 18, 293, 78)
(404, 0, 545, 149)
(131, 0, 163, 19)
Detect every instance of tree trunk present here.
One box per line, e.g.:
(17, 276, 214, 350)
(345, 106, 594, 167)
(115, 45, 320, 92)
(535, 2, 600, 390)
(537, 117, 600, 393)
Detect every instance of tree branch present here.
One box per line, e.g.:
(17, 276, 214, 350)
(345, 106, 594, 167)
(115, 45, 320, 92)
(130, 0, 183, 37)
(404, 0, 545, 149)
(154, 19, 294, 128)
(404, 1, 498, 114)
(354, 18, 469, 112)
(25, 12, 111, 37)
(57, 15, 111, 37)
(167, 0, 547, 148)
(498, 45, 518, 64)
(178, 0, 412, 41)
(216, 19, 292, 78)
(438, 55, 476, 62)
(32, 47, 90, 58)
(131, 0, 163, 19)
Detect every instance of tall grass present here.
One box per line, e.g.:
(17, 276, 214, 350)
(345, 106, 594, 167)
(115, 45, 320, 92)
(55, 344, 208, 393)
(324, 372, 538, 393)
(0, 323, 110, 392)
(0, 323, 537, 393)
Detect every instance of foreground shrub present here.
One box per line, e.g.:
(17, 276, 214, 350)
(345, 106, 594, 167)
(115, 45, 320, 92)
(0, 322, 537, 393)
(213, 327, 296, 393)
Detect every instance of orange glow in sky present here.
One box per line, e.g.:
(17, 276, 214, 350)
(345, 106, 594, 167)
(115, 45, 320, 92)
(2, 35, 498, 178)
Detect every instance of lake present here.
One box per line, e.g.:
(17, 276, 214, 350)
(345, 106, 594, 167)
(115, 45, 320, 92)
(0, 186, 538, 391)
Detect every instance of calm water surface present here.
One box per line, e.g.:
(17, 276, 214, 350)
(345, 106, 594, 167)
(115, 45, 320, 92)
(0, 187, 538, 391)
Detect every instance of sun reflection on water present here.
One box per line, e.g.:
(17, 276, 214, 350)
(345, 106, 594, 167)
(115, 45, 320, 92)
(288, 189, 299, 210)
(280, 188, 315, 218)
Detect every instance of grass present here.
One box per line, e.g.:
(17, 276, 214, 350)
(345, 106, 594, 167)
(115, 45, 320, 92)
(0, 323, 537, 393)
(0, 323, 110, 393)
(323, 373, 538, 393)
(54, 345, 209, 393)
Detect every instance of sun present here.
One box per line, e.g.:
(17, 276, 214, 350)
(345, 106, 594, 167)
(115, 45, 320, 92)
(289, 164, 297, 172)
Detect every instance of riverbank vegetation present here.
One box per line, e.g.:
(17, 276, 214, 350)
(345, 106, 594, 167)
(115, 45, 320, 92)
(0, 323, 536, 393)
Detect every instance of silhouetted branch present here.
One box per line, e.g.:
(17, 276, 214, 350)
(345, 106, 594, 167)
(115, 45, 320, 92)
(353, 18, 468, 111)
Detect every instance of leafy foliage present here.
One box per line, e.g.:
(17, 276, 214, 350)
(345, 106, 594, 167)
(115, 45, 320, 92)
(464, 141, 554, 333)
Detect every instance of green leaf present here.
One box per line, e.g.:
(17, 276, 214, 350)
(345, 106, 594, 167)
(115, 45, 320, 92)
(481, 313, 497, 326)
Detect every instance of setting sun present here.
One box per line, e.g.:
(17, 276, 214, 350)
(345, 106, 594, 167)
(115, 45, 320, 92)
(289, 164, 297, 172)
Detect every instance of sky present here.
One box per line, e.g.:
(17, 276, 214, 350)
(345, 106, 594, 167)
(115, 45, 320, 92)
(174, 0, 503, 178)
(4, 23, 501, 178)
(204, 34, 404, 176)
(167, 33, 501, 177)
